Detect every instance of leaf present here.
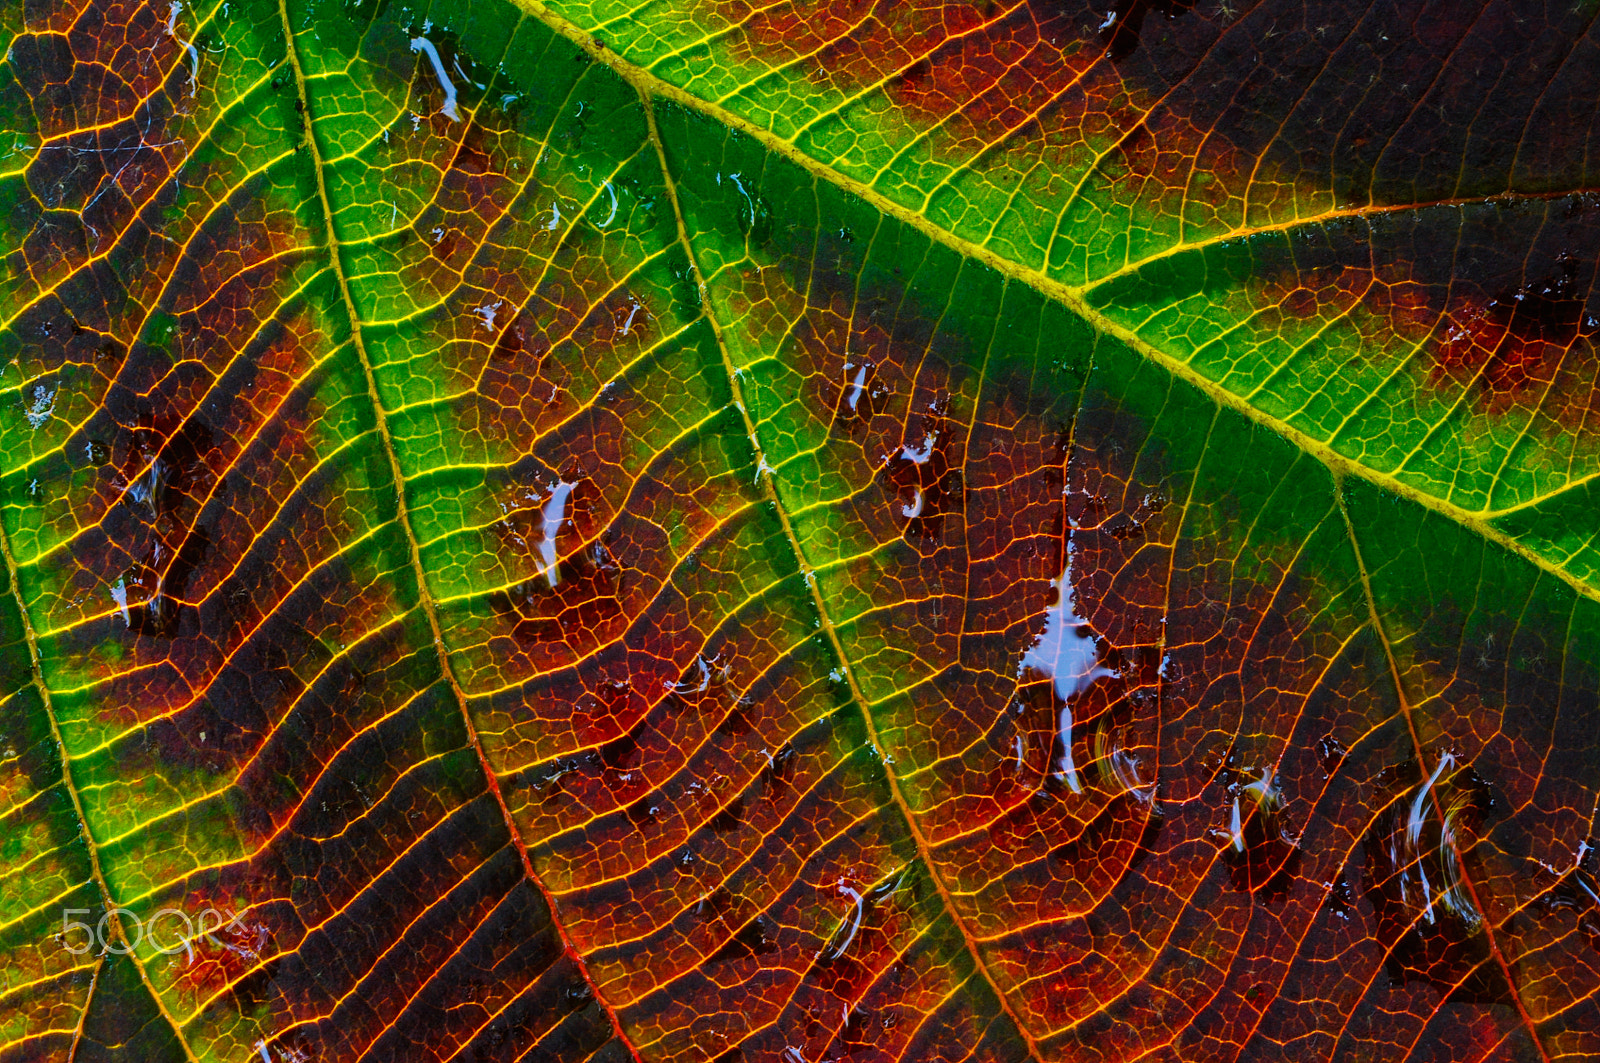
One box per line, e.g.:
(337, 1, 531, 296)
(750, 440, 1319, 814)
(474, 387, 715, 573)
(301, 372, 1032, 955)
(0, 0, 1595, 1061)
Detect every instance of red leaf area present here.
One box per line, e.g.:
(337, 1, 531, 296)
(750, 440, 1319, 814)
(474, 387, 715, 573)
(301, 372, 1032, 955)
(716, 0, 1295, 254)
(1428, 261, 1600, 409)
(468, 237, 1600, 1062)
(1252, 244, 1600, 424)
(714, 0, 1600, 426)
(7, 2, 1600, 1063)
(9, 3, 631, 1061)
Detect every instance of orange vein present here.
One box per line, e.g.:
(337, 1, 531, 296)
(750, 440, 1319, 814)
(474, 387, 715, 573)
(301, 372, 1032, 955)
(1335, 480, 1552, 1063)
(275, 8, 643, 1059)
(505, 0, 1600, 613)
(0, 511, 197, 1061)
(636, 87, 1050, 1063)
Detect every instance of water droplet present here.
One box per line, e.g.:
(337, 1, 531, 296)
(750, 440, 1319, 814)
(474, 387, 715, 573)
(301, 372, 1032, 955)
(1091, 716, 1154, 802)
(818, 878, 866, 963)
(1322, 869, 1355, 920)
(409, 36, 462, 122)
(430, 227, 458, 260)
(471, 299, 503, 333)
(531, 480, 575, 588)
(1017, 536, 1115, 794)
(492, 477, 626, 647)
(1216, 759, 1300, 900)
(832, 355, 889, 431)
(1360, 756, 1508, 998)
(23, 382, 55, 428)
(1099, 0, 1199, 62)
(722, 171, 768, 238)
(760, 743, 796, 794)
(693, 885, 734, 923)
(1316, 733, 1347, 776)
(110, 527, 209, 637)
(1539, 839, 1600, 955)
(882, 398, 963, 547)
(117, 422, 214, 520)
(670, 652, 730, 704)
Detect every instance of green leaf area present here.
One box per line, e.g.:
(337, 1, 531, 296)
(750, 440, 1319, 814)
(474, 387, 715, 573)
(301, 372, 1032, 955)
(0, 0, 1596, 1060)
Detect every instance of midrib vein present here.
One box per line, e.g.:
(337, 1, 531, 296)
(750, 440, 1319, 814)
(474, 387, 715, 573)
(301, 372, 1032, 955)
(507, 0, 1600, 611)
(637, 86, 1052, 1063)
(1335, 485, 1553, 1063)
(0, 520, 197, 1060)
(276, 8, 644, 1060)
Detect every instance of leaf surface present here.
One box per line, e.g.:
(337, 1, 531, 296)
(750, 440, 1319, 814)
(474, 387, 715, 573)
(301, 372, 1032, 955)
(0, 1, 1597, 1062)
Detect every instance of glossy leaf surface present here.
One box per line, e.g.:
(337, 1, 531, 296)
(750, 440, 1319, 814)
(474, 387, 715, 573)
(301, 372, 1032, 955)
(0, 0, 1597, 1060)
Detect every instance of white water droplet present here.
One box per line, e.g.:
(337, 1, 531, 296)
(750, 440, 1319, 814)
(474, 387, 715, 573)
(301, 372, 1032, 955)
(409, 37, 461, 121)
(110, 578, 131, 628)
(820, 879, 866, 961)
(1407, 753, 1454, 849)
(844, 362, 870, 412)
(1242, 765, 1282, 811)
(24, 383, 55, 428)
(472, 299, 502, 332)
(899, 431, 937, 465)
(534, 481, 575, 587)
(1019, 538, 1114, 793)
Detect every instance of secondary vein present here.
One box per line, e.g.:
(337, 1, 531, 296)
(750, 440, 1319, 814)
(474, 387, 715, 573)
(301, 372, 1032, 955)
(507, 0, 1600, 610)
(277, 7, 645, 1059)
(636, 82, 1053, 1063)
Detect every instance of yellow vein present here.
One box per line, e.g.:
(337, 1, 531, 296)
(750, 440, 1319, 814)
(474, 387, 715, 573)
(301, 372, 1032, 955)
(276, 8, 644, 1060)
(509, 0, 1600, 608)
(1334, 480, 1552, 1063)
(0, 491, 197, 1062)
(64, 956, 99, 1063)
(636, 81, 1053, 1063)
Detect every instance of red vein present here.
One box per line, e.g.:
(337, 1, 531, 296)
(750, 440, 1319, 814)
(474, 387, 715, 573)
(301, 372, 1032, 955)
(275, 7, 643, 1059)
(1335, 479, 1552, 1063)
(0, 490, 197, 1061)
(636, 86, 1051, 1063)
